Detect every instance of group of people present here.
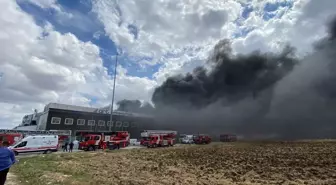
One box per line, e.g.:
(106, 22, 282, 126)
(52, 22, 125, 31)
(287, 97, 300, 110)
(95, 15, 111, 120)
(62, 140, 78, 152)
(0, 141, 17, 185)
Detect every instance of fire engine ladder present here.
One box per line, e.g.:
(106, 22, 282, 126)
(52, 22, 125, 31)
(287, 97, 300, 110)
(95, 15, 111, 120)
(141, 130, 177, 138)
(0, 129, 72, 136)
(143, 130, 178, 135)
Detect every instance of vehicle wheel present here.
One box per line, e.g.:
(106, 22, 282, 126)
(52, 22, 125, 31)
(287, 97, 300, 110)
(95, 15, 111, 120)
(152, 144, 157, 148)
(88, 146, 94, 151)
(14, 151, 19, 156)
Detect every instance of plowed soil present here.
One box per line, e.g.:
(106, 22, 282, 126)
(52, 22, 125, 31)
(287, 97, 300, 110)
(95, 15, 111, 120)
(12, 141, 336, 185)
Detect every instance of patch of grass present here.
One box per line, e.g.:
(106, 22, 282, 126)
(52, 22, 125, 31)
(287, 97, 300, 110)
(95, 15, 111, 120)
(11, 153, 94, 185)
(11, 142, 336, 185)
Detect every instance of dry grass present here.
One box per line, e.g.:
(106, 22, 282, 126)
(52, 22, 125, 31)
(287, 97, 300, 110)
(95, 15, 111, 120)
(11, 141, 336, 185)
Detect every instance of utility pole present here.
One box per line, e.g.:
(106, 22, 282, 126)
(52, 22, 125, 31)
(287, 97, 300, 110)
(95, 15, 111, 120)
(109, 52, 118, 131)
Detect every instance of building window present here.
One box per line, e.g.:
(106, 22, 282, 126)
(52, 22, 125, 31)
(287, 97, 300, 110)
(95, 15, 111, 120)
(51, 117, 61, 124)
(98, 120, 105, 126)
(116, 121, 122, 127)
(107, 121, 114, 127)
(77, 119, 85, 126)
(88, 120, 95, 126)
(123, 122, 129, 127)
(65, 118, 73, 125)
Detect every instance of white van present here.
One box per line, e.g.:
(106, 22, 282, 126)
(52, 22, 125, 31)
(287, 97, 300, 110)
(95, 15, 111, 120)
(9, 135, 59, 155)
(129, 139, 140, 146)
(181, 135, 194, 144)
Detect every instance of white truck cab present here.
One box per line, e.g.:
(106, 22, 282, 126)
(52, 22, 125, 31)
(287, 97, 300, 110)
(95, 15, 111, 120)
(9, 135, 59, 155)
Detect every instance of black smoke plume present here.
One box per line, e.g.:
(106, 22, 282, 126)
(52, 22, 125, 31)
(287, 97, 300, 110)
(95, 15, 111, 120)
(146, 16, 336, 140)
(117, 99, 154, 114)
(152, 40, 297, 109)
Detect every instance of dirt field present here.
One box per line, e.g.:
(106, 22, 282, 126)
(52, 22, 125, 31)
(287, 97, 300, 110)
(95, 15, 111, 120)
(11, 141, 336, 185)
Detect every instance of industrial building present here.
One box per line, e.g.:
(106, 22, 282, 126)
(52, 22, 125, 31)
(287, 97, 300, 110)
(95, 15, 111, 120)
(14, 103, 156, 139)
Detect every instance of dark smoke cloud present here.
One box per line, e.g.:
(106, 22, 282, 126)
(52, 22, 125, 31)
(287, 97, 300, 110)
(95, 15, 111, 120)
(152, 40, 297, 109)
(117, 99, 154, 114)
(328, 16, 336, 40)
(144, 16, 336, 140)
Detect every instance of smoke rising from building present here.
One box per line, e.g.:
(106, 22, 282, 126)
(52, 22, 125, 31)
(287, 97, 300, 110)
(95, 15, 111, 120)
(152, 40, 297, 109)
(127, 16, 336, 140)
(116, 99, 155, 113)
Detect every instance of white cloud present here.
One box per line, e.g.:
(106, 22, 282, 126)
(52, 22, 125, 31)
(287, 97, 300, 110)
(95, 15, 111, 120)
(93, 0, 336, 85)
(92, 0, 242, 63)
(232, 0, 336, 55)
(92, 0, 336, 104)
(0, 102, 45, 128)
(1, 0, 335, 129)
(0, 0, 155, 128)
(19, 0, 60, 10)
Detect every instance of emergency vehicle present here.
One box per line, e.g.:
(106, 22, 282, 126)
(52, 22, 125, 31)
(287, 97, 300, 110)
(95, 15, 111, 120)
(0, 129, 71, 155)
(78, 131, 130, 151)
(0, 133, 23, 146)
(140, 130, 177, 148)
(193, 134, 211, 144)
(9, 135, 59, 156)
(180, 134, 194, 144)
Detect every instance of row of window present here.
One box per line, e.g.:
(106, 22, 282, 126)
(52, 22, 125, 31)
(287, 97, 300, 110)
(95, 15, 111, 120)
(50, 117, 135, 127)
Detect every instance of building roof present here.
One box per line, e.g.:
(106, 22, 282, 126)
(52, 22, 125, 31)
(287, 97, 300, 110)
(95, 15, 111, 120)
(45, 103, 153, 118)
(44, 103, 97, 112)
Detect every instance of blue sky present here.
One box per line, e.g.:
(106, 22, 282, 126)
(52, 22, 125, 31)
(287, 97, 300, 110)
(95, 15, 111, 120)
(17, 0, 293, 80)
(18, 0, 155, 78)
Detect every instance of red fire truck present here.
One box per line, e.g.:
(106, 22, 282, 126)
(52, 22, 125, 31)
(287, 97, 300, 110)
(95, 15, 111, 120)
(220, 134, 237, 142)
(78, 131, 130, 151)
(0, 133, 23, 146)
(140, 130, 177, 148)
(0, 129, 71, 149)
(193, 134, 212, 144)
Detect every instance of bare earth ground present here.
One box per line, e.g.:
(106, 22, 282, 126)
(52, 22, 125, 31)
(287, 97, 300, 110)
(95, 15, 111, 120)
(5, 173, 20, 185)
(10, 141, 336, 185)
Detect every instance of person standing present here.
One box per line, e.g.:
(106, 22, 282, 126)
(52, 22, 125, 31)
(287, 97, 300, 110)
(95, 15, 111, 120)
(73, 139, 79, 151)
(63, 141, 68, 152)
(69, 141, 74, 153)
(0, 141, 17, 185)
